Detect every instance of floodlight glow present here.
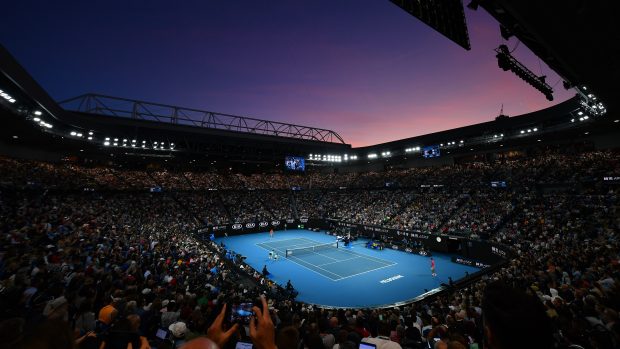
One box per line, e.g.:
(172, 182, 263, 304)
(33, 117, 40, 122)
(368, 153, 378, 159)
(76, 133, 83, 137)
(114, 138, 118, 141)
(579, 117, 584, 121)
(104, 142, 110, 146)
(113, 142, 118, 146)
(533, 128, 538, 131)
(578, 111, 583, 115)
(571, 119, 575, 122)
(520, 130, 525, 134)
(105, 137, 110, 141)
(142, 140, 146, 143)
(460, 140, 464, 143)
(87, 137, 93, 140)
(500, 134, 504, 137)
(9, 99, 15, 103)
(70, 131, 77, 136)
(583, 116, 589, 120)
(34, 111, 42, 116)
(123, 139, 127, 142)
(88, 131, 93, 135)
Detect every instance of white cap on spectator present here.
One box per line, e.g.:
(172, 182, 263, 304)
(169, 321, 188, 338)
(43, 296, 67, 316)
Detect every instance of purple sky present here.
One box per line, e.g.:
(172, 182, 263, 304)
(0, 1, 574, 147)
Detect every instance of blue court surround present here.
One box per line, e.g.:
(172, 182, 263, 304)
(217, 230, 479, 308)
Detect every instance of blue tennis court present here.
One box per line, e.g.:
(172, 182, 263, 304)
(256, 237, 396, 281)
(217, 230, 479, 308)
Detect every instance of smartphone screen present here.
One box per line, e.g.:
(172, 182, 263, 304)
(236, 342, 253, 349)
(155, 329, 168, 340)
(231, 303, 254, 323)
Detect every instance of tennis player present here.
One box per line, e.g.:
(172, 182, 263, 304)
(430, 257, 437, 277)
(269, 228, 274, 238)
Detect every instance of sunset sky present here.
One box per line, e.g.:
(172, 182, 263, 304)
(0, 0, 575, 147)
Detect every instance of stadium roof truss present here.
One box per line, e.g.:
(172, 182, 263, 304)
(59, 93, 346, 144)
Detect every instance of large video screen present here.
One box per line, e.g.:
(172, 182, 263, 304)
(422, 145, 441, 158)
(285, 156, 305, 171)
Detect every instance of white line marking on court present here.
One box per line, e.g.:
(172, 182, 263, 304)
(333, 247, 394, 265)
(317, 256, 361, 266)
(304, 250, 339, 262)
(286, 255, 342, 280)
(332, 262, 398, 281)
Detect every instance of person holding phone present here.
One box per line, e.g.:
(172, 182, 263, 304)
(182, 296, 276, 349)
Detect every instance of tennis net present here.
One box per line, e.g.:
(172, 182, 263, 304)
(285, 241, 339, 257)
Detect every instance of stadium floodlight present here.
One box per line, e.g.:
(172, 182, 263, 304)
(583, 116, 589, 120)
(70, 131, 77, 136)
(114, 138, 118, 141)
(76, 133, 83, 137)
(104, 141, 110, 146)
(460, 140, 464, 143)
(88, 131, 93, 135)
(33, 117, 40, 122)
(578, 111, 584, 115)
(9, 99, 15, 103)
(533, 128, 538, 131)
(113, 142, 118, 146)
(496, 45, 553, 101)
(105, 137, 110, 141)
(154, 141, 158, 145)
(87, 136, 93, 140)
(170, 142, 174, 146)
(571, 119, 575, 122)
(34, 111, 42, 116)
(440, 143, 444, 147)
(368, 153, 378, 159)
(527, 129, 532, 133)
(131, 139, 136, 143)
(123, 139, 127, 142)
(142, 140, 146, 143)
(520, 130, 525, 134)
(579, 117, 584, 121)
(500, 134, 504, 137)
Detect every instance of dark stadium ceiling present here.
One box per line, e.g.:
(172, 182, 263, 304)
(475, 0, 619, 112)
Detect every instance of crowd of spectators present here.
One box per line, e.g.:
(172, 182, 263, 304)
(1, 150, 619, 349)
